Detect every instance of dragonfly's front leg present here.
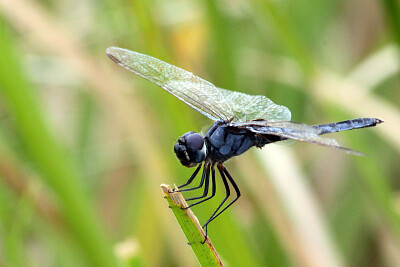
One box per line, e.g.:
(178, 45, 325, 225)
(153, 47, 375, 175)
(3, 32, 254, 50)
(177, 164, 202, 190)
(185, 164, 216, 207)
(177, 163, 209, 193)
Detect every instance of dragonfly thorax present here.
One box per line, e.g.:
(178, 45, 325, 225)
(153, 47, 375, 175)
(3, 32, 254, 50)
(174, 132, 207, 167)
(205, 122, 256, 163)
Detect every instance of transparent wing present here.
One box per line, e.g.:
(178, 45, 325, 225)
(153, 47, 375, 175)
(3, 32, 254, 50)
(218, 87, 291, 122)
(232, 120, 364, 155)
(106, 47, 234, 121)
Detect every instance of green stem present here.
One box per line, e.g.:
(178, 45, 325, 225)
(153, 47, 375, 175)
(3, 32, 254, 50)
(160, 184, 224, 267)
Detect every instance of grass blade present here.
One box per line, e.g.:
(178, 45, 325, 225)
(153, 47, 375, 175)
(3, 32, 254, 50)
(160, 184, 224, 267)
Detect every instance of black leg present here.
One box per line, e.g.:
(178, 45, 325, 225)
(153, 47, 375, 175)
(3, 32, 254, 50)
(203, 164, 230, 229)
(186, 164, 217, 208)
(183, 164, 211, 204)
(177, 164, 202, 191)
(202, 166, 240, 230)
(179, 163, 210, 193)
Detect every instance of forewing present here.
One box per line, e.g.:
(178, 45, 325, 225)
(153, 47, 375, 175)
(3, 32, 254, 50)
(218, 87, 291, 122)
(234, 120, 364, 155)
(106, 47, 234, 121)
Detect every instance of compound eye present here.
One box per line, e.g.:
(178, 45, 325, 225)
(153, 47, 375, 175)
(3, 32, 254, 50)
(186, 133, 204, 151)
(174, 132, 206, 167)
(173, 143, 181, 153)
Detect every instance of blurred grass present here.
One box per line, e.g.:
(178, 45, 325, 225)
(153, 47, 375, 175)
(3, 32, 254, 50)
(381, 0, 400, 47)
(253, 0, 314, 75)
(0, 0, 399, 266)
(0, 20, 116, 266)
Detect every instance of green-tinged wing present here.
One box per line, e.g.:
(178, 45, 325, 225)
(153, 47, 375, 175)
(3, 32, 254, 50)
(217, 87, 291, 122)
(106, 47, 234, 121)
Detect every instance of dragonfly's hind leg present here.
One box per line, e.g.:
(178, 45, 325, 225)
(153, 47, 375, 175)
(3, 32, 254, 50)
(202, 165, 241, 240)
(204, 164, 231, 224)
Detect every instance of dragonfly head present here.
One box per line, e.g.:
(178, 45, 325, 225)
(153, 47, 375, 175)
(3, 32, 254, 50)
(174, 132, 206, 167)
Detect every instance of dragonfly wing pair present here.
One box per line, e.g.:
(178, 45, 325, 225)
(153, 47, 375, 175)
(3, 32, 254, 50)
(106, 46, 358, 154)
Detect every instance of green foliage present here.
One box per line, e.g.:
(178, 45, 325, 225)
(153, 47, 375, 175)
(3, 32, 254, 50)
(0, 0, 398, 266)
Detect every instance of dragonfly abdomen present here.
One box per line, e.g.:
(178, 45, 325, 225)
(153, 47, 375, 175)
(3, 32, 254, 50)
(313, 118, 383, 135)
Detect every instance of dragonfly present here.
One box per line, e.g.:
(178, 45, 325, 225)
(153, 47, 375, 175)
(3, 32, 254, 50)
(106, 46, 383, 238)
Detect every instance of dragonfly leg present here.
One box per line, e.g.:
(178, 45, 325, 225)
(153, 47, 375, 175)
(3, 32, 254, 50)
(180, 164, 210, 209)
(179, 163, 209, 194)
(202, 166, 240, 230)
(177, 164, 202, 191)
(202, 164, 231, 228)
(201, 164, 231, 243)
(185, 164, 216, 208)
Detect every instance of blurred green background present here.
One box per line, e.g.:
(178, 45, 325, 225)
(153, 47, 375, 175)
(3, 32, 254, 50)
(0, 0, 399, 266)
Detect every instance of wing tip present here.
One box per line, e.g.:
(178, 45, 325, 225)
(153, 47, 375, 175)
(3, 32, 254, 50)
(106, 47, 121, 64)
(106, 46, 117, 54)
